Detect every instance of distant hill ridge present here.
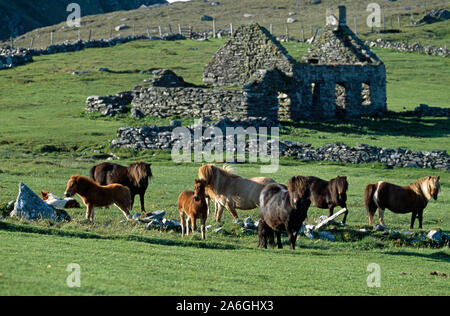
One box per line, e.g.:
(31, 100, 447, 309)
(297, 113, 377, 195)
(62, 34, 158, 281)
(0, 0, 167, 41)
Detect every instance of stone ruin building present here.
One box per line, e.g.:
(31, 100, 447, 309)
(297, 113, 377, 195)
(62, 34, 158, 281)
(87, 6, 387, 121)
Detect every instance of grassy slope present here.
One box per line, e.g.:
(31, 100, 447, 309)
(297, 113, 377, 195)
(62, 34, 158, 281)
(8, 0, 450, 48)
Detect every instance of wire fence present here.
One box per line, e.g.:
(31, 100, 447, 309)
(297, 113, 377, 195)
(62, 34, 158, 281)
(3, 2, 448, 50)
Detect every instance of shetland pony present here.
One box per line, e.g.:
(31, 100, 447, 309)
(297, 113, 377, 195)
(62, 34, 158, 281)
(258, 176, 311, 250)
(64, 175, 132, 222)
(306, 176, 349, 224)
(41, 191, 81, 209)
(178, 179, 208, 240)
(198, 164, 276, 222)
(364, 176, 441, 229)
(90, 162, 152, 212)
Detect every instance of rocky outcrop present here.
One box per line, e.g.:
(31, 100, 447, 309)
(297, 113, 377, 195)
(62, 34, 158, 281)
(10, 182, 71, 222)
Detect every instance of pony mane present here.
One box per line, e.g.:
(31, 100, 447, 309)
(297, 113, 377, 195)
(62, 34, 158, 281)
(198, 164, 240, 186)
(288, 176, 309, 198)
(129, 162, 152, 186)
(409, 176, 440, 199)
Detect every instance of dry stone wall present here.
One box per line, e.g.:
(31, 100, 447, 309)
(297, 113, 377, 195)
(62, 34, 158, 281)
(110, 120, 450, 171)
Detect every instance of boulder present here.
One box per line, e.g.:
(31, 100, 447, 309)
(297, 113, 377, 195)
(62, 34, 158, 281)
(10, 182, 70, 222)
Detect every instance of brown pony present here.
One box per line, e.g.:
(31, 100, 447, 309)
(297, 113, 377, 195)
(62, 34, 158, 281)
(306, 176, 349, 224)
(258, 176, 311, 250)
(364, 176, 441, 229)
(90, 162, 152, 212)
(64, 175, 132, 222)
(198, 164, 276, 222)
(178, 179, 208, 240)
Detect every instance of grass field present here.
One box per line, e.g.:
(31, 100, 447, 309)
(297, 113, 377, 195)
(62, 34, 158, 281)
(0, 37, 448, 296)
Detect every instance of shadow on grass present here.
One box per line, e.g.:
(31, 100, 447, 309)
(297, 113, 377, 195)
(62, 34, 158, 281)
(0, 221, 239, 251)
(283, 116, 449, 139)
(384, 250, 450, 263)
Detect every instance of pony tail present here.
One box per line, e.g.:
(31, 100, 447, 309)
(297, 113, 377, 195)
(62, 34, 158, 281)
(364, 184, 377, 217)
(89, 165, 96, 181)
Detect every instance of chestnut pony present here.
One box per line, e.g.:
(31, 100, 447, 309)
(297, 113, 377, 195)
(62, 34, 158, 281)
(90, 162, 152, 212)
(364, 176, 441, 229)
(64, 175, 132, 222)
(178, 179, 208, 240)
(198, 164, 276, 222)
(258, 176, 311, 250)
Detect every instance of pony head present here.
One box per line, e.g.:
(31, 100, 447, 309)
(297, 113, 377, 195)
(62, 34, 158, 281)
(288, 176, 311, 209)
(198, 164, 216, 186)
(334, 176, 348, 202)
(64, 175, 80, 198)
(41, 191, 50, 201)
(427, 176, 441, 200)
(130, 162, 152, 187)
(193, 179, 206, 202)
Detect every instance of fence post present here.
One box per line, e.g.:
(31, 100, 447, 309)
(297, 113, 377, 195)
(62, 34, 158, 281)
(147, 26, 151, 39)
(310, 26, 313, 37)
(109, 28, 113, 39)
(10, 37, 14, 49)
(230, 23, 233, 36)
(354, 16, 357, 35)
(189, 25, 193, 39)
(133, 24, 136, 37)
(78, 29, 81, 41)
(382, 14, 386, 30)
(30, 37, 34, 49)
(212, 19, 216, 38)
(168, 24, 173, 35)
(424, 1, 427, 14)
(50, 32, 54, 45)
(159, 26, 162, 37)
(285, 25, 289, 42)
(301, 25, 305, 41)
(270, 24, 273, 35)
(410, 13, 414, 25)
(88, 29, 92, 41)
(398, 15, 401, 28)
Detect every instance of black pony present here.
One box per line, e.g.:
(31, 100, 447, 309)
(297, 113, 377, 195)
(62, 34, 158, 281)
(258, 176, 311, 250)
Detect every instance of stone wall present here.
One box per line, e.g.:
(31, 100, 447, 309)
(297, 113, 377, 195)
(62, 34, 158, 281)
(110, 120, 449, 171)
(366, 39, 449, 57)
(131, 86, 278, 120)
(0, 34, 185, 70)
(0, 47, 33, 69)
(85, 91, 134, 117)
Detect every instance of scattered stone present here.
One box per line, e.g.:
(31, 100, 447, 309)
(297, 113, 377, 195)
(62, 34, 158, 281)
(318, 231, 336, 242)
(287, 18, 298, 24)
(115, 25, 129, 32)
(10, 182, 70, 222)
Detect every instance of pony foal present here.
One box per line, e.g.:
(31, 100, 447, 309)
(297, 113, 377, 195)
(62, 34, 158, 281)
(64, 175, 132, 222)
(364, 176, 441, 229)
(178, 179, 208, 240)
(90, 162, 152, 212)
